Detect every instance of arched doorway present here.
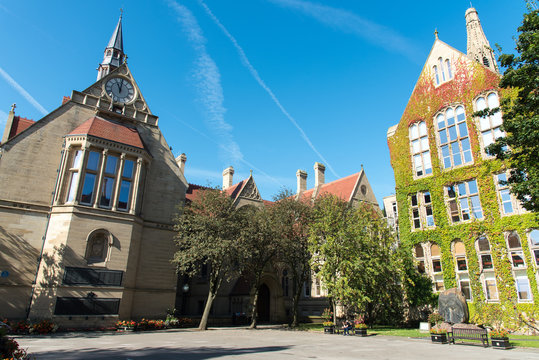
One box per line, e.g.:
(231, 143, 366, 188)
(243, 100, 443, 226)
(257, 283, 270, 322)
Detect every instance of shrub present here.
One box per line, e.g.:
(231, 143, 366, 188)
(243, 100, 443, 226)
(428, 312, 444, 326)
(29, 320, 57, 335)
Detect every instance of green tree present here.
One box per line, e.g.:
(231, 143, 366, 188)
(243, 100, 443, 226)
(487, 4, 539, 211)
(272, 189, 313, 327)
(172, 188, 243, 330)
(237, 205, 280, 329)
(309, 195, 405, 325)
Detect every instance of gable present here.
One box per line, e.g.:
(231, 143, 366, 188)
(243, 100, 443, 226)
(71, 64, 157, 125)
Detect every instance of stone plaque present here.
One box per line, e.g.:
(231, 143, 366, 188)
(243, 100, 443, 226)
(438, 287, 469, 324)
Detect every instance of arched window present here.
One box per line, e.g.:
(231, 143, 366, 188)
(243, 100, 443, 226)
(445, 59, 453, 79)
(452, 240, 471, 300)
(476, 236, 498, 300)
(409, 121, 432, 177)
(436, 105, 472, 169)
(475, 92, 505, 155)
(430, 243, 444, 291)
(507, 231, 525, 268)
(439, 58, 446, 82)
(414, 244, 425, 273)
(85, 229, 112, 265)
(506, 231, 532, 301)
(433, 65, 440, 85)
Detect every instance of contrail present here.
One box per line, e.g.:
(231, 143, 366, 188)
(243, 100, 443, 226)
(268, 0, 421, 63)
(168, 1, 244, 165)
(0, 66, 48, 116)
(197, 0, 340, 179)
(163, 109, 284, 188)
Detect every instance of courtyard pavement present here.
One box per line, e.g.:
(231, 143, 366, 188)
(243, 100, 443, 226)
(15, 326, 539, 360)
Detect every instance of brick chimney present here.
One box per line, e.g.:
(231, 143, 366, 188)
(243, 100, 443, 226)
(223, 166, 234, 190)
(296, 169, 307, 195)
(314, 162, 325, 188)
(175, 153, 187, 174)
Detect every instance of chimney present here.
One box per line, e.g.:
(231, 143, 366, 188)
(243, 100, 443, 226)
(1, 104, 16, 144)
(314, 162, 325, 188)
(222, 166, 234, 190)
(296, 169, 307, 195)
(175, 153, 187, 174)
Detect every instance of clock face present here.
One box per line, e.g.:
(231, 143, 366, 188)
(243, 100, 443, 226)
(105, 77, 135, 104)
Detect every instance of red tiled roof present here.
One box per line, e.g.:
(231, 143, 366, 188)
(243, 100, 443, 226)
(8, 116, 35, 140)
(68, 116, 144, 149)
(299, 172, 360, 202)
(185, 183, 211, 203)
(224, 179, 246, 200)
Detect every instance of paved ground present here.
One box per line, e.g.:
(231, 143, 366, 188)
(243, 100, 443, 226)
(15, 327, 539, 360)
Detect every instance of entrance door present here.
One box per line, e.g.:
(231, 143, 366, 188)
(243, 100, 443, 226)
(257, 283, 270, 322)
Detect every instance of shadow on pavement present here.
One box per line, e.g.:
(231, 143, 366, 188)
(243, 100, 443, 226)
(30, 345, 291, 360)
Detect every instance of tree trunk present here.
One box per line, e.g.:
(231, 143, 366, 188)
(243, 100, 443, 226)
(249, 289, 259, 329)
(290, 271, 303, 328)
(198, 289, 216, 331)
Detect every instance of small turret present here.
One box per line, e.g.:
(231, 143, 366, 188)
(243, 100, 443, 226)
(97, 14, 126, 80)
(465, 7, 498, 73)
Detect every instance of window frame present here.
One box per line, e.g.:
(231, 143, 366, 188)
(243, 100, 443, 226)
(474, 92, 505, 159)
(475, 236, 499, 301)
(445, 179, 483, 224)
(410, 191, 435, 230)
(435, 105, 473, 170)
(409, 121, 433, 178)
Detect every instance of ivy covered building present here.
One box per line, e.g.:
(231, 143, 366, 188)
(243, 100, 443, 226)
(387, 7, 539, 325)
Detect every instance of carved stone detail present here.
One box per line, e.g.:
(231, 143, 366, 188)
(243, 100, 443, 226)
(241, 179, 262, 200)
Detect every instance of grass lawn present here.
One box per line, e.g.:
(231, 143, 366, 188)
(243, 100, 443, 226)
(294, 323, 539, 348)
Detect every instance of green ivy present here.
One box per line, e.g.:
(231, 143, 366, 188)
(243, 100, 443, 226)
(388, 59, 539, 329)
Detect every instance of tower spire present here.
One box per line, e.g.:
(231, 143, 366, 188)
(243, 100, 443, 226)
(465, 7, 498, 73)
(97, 13, 126, 80)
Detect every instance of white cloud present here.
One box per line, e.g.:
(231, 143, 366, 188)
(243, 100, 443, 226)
(268, 0, 420, 62)
(168, 1, 243, 164)
(197, 0, 340, 179)
(0, 66, 48, 116)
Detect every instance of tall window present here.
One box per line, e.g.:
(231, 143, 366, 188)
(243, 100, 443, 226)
(436, 106, 473, 169)
(495, 172, 525, 216)
(446, 179, 483, 223)
(475, 92, 505, 155)
(414, 244, 425, 274)
(433, 65, 440, 85)
(409, 121, 432, 177)
(507, 232, 525, 269)
(118, 159, 134, 211)
(66, 150, 83, 203)
(439, 58, 446, 82)
(476, 236, 498, 300)
(529, 230, 539, 267)
(410, 191, 435, 230)
(431, 243, 444, 291)
(99, 154, 119, 208)
(453, 240, 471, 300)
(80, 151, 101, 205)
(445, 59, 453, 79)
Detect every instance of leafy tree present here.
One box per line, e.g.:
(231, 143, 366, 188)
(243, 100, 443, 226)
(237, 205, 280, 329)
(487, 4, 539, 211)
(309, 195, 405, 325)
(172, 188, 243, 330)
(271, 189, 313, 327)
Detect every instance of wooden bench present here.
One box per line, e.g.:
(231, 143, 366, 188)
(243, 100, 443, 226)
(448, 327, 489, 347)
(334, 321, 353, 335)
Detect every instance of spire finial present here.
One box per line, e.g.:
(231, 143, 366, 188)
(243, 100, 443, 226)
(434, 28, 439, 39)
(10, 103, 16, 113)
(97, 13, 126, 80)
(250, 169, 253, 176)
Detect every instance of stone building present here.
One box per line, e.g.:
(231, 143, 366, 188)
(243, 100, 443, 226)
(0, 15, 188, 326)
(179, 163, 379, 323)
(387, 7, 538, 320)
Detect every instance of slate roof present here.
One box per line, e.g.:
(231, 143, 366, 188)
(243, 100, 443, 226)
(67, 116, 144, 149)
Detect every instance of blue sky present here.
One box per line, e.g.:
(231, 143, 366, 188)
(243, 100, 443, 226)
(0, 0, 527, 206)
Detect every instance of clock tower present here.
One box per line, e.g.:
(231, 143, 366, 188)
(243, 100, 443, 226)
(97, 14, 126, 80)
